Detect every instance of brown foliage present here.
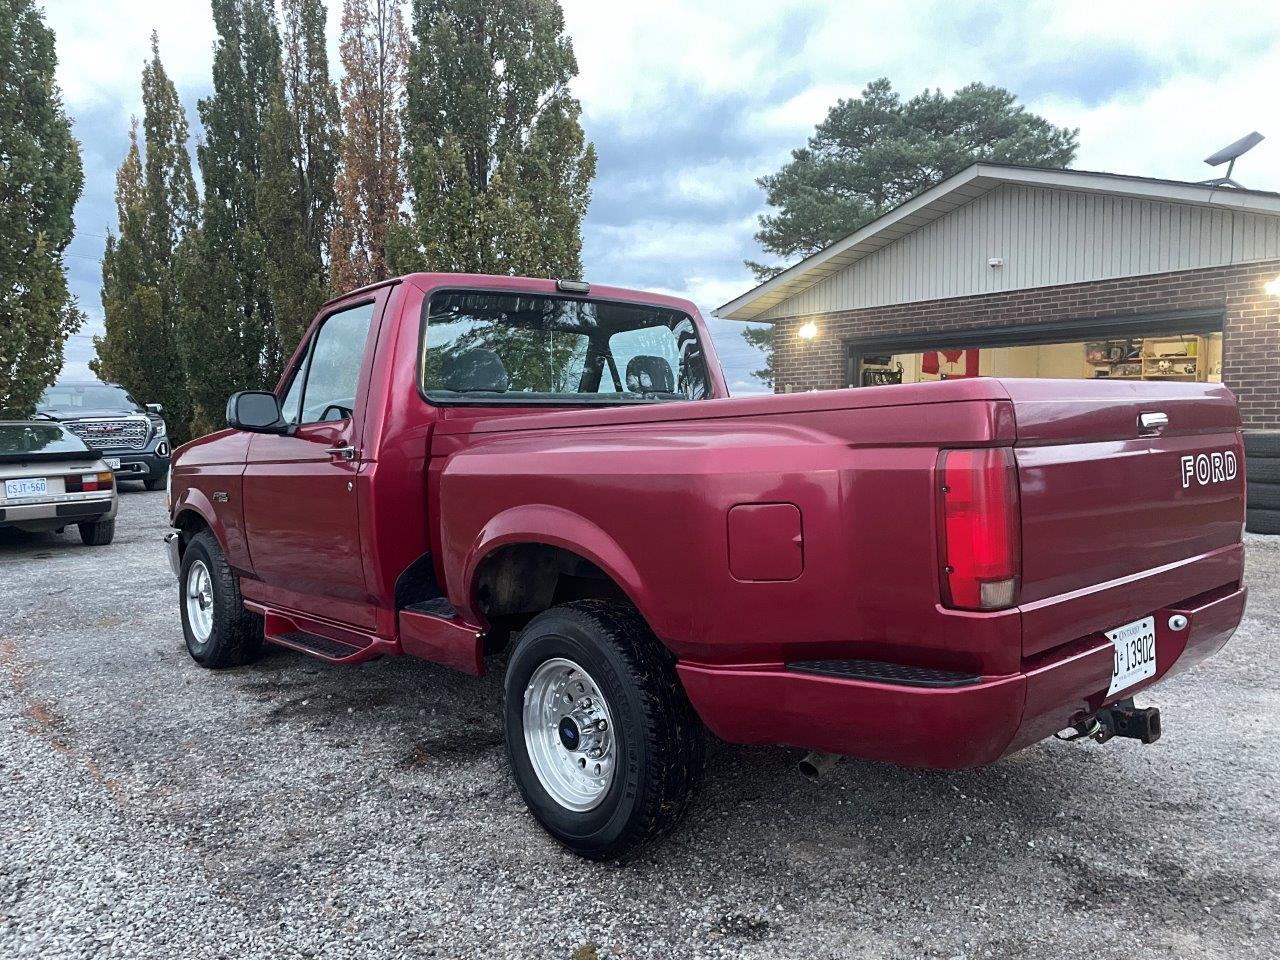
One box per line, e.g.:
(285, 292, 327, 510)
(330, 0, 408, 292)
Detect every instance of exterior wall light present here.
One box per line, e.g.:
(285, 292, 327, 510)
(1265, 275, 1280, 296)
(797, 321, 819, 340)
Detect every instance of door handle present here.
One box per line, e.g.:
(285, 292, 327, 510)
(1139, 411, 1168, 433)
(325, 445, 358, 461)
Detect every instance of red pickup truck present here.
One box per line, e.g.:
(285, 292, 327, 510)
(165, 273, 1247, 860)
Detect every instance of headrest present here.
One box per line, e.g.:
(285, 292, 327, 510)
(440, 348, 510, 393)
(625, 355, 674, 394)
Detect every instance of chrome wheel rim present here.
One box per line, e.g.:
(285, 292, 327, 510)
(185, 560, 214, 644)
(522, 657, 616, 812)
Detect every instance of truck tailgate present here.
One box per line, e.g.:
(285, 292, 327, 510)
(1008, 379, 1244, 657)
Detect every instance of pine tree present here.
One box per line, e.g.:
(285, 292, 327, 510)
(258, 0, 340, 362)
(94, 35, 199, 439)
(0, 0, 84, 418)
(399, 0, 596, 278)
(330, 0, 408, 291)
(178, 0, 283, 434)
(750, 79, 1078, 277)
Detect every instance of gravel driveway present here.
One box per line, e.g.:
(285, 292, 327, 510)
(2, 490, 1277, 959)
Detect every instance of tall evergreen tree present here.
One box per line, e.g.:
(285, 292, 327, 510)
(330, 0, 408, 292)
(258, 0, 340, 361)
(178, 0, 283, 435)
(0, 0, 84, 418)
(95, 127, 156, 404)
(94, 35, 199, 438)
(398, 0, 596, 278)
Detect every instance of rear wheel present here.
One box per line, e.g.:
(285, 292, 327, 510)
(503, 600, 705, 861)
(77, 519, 115, 545)
(180, 530, 263, 668)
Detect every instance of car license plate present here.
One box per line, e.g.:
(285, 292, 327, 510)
(105, 457, 121, 470)
(1107, 616, 1157, 695)
(5, 477, 49, 499)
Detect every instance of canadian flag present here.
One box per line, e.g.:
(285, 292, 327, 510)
(922, 349, 979, 378)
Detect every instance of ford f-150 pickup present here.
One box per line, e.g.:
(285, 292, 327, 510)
(164, 273, 1247, 860)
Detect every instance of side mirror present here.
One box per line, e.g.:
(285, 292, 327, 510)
(226, 391, 287, 433)
(146, 403, 164, 414)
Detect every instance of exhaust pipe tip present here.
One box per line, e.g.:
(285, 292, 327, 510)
(798, 751, 839, 782)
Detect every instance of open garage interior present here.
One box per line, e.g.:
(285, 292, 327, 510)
(853, 317, 1225, 388)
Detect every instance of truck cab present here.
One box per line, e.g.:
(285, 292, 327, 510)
(165, 273, 1247, 861)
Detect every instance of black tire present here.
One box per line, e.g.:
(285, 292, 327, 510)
(1246, 508, 1280, 535)
(503, 600, 705, 861)
(77, 519, 115, 545)
(144, 477, 165, 491)
(1248, 459, 1280, 484)
(179, 529, 263, 668)
(1247, 482, 1280, 511)
(1243, 431, 1280, 458)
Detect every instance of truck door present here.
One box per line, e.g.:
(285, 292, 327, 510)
(241, 294, 385, 629)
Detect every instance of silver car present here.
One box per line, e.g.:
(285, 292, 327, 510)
(0, 421, 119, 545)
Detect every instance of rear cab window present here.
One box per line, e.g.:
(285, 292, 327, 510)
(419, 291, 711, 405)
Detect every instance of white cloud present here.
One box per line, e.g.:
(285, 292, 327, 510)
(42, 1, 217, 115)
(1048, 47, 1280, 189)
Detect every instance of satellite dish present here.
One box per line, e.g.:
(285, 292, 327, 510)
(1200, 131, 1264, 188)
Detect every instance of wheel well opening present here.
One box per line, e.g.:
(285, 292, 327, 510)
(173, 510, 209, 551)
(473, 543, 630, 646)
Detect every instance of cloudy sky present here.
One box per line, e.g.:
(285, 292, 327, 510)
(41, 0, 1280, 394)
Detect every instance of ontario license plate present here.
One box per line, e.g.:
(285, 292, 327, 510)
(5, 477, 48, 499)
(1107, 616, 1157, 695)
(105, 457, 121, 469)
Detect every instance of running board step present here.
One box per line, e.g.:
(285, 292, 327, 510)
(249, 604, 399, 665)
(786, 659, 980, 688)
(404, 597, 458, 619)
(272, 630, 363, 661)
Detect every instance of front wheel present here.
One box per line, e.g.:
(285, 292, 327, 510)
(503, 601, 705, 861)
(179, 529, 263, 668)
(144, 477, 165, 491)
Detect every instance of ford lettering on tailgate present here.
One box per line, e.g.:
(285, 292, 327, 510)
(1180, 450, 1237, 489)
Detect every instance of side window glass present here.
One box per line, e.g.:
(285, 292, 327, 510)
(299, 302, 375, 424)
(280, 347, 310, 424)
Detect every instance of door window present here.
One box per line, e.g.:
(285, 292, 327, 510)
(291, 302, 375, 424)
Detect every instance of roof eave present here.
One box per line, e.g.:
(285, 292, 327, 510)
(715, 162, 1280, 322)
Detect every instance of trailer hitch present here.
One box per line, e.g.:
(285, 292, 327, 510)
(1056, 698, 1162, 745)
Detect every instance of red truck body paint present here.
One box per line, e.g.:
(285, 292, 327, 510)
(169, 273, 1247, 768)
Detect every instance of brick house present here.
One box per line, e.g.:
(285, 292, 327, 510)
(717, 163, 1280, 429)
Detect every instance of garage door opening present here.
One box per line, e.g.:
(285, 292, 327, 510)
(846, 311, 1224, 389)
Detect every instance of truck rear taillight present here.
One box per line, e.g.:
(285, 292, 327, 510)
(938, 447, 1020, 611)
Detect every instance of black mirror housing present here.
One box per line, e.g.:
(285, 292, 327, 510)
(226, 391, 287, 433)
